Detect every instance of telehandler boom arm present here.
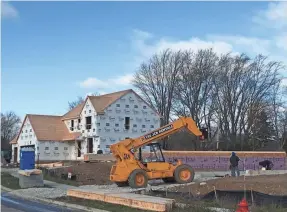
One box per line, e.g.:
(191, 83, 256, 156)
(110, 116, 203, 161)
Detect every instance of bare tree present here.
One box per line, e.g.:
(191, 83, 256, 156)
(133, 49, 184, 149)
(213, 54, 283, 150)
(68, 96, 85, 110)
(272, 86, 287, 150)
(133, 47, 285, 151)
(68, 93, 100, 110)
(279, 110, 287, 151)
(173, 49, 218, 142)
(1, 111, 21, 150)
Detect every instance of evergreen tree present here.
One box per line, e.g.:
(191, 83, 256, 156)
(252, 110, 276, 149)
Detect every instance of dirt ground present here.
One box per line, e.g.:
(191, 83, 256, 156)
(168, 174, 287, 196)
(48, 161, 225, 185)
(44, 160, 287, 192)
(45, 161, 114, 186)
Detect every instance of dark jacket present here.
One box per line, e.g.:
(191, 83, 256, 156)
(259, 160, 273, 170)
(230, 155, 240, 167)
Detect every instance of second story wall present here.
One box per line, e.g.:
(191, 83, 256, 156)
(97, 92, 161, 152)
(64, 118, 82, 133)
(79, 98, 98, 137)
(17, 117, 38, 147)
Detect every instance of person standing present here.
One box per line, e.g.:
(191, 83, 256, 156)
(230, 152, 240, 177)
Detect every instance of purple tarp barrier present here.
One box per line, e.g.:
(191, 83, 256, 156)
(165, 156, 286, 171)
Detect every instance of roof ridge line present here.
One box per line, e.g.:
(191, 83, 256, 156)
(27, 114, 63, 117)
(88, 89, 133, 98)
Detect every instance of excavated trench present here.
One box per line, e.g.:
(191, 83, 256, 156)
(142, 189, 287, 208)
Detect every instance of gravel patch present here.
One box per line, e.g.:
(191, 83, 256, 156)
(77, 177, 215, 193)
(9, 188, 67, 199)
(78, 184, 144, 193)
(1, 168, 19, 174)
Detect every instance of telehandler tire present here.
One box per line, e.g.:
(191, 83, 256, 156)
(128, 169, 148, 188)
(115, 181, 129, 187)
(174, 164, 195, 184)
(162, 177, 176, 183)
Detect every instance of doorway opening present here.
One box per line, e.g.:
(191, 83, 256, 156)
(13, 147, 18, 163)
(77, 141, 81, 157)
(87, 138, 93, 153)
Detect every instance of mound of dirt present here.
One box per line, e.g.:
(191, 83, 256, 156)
(56, 161, 115, 185)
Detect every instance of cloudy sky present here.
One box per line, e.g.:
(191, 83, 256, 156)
(2, 1, 287, 119)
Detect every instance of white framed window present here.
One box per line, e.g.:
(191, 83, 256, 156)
(45, 147, 49, 150)
(64, 147, 68, 151)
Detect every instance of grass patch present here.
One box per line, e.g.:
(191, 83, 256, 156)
(43, 173, 78, 186)
(1, 172, 21, 190)
(250, 205, 287, 212)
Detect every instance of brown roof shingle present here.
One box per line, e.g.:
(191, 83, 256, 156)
(9, 137, 17, 144)
(88, 89, 131, 113)
(62, 89, 132, 120)
(63, 89, 160, 120)
(11, 114, 81, 144)
(62, 101, 85, 120)
(27, 114, 80, 141)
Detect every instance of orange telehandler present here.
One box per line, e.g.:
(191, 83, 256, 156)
(109, 116, 204, 188)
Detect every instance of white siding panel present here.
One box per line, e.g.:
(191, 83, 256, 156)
(38, 141, 74, 161)
(96, 92, 161, 153)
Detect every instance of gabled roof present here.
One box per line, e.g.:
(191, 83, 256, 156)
(62, 89, 160, 120)
(9, 137, 17, 144)
(11, 114, 81, 144)
(62, 101, 85, 120)
(88, 89, 132, 114)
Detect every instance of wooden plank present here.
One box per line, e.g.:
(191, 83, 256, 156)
(18, 169, 42, 176)
(67, 188, 174, 212)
